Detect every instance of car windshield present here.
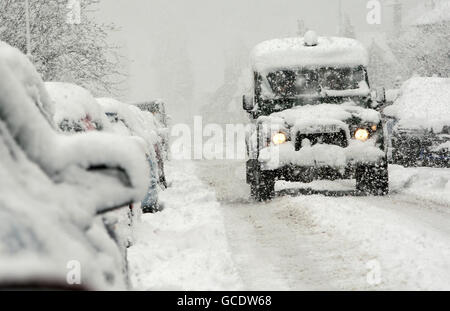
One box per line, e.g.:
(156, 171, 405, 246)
(266, 66, 366, 98)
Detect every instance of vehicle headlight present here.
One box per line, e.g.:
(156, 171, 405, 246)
(272, 132, 287, 145)
(355, 128, 370, 142)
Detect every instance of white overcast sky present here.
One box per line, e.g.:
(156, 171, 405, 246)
(96, 0, 423, 103)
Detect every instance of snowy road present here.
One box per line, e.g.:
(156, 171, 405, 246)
(129, 160, 450, 291)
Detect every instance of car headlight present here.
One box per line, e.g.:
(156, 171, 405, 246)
(272, 132, 287, 145)
(355, 128, 370, 142)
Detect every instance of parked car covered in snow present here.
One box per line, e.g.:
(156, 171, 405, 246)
(97, 97, 164, 213)
(243, 32, 389, 200)
(384, 77, 450, 168)
(45, 82, 110, 134)
(132, 100, 170, 160)
(0, 41, 149, 289)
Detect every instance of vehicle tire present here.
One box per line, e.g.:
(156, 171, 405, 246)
(250, 169, 275, 201)
(356, 160, 389, 196)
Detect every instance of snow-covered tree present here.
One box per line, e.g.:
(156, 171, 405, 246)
(0, 0, 123, 96)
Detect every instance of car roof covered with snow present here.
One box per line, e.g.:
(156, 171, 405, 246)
(384, 77, 450, 132)
(98, 97, 159, 148)
(251, 35, 369, 73)
(46, 82, 108, 128)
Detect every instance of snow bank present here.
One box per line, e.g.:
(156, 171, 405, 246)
(128, 161, 243, 291)
(252, 36, 368, 73)
(384, 77, 450, 133)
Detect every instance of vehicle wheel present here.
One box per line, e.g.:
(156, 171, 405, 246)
(250, 169, 275, 201)
(356, 160, 389, 196)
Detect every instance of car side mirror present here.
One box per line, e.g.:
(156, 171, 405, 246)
(87, 165, 134, 215)
(243, 95, 254, 112)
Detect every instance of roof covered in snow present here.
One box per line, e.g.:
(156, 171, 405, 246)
(384, 77, 450, 132)
(251, 36, 369, 73)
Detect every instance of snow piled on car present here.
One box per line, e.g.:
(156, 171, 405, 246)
(0, 40, 150, 289)
(0, 42, 54, 123)
(128, 161, 243, 291)
(251, 36, 369, 73)
(384, 77, 450, 133)
(46, 82, 109, 129)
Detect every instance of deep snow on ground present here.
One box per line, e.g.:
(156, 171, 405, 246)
(127, 161, 243, 291)
(130, 159, 450, 291)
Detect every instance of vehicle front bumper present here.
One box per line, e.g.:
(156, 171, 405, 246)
(258, 140, 385, 171)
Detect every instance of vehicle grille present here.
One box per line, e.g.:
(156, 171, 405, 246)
(295, 130, 348, 151)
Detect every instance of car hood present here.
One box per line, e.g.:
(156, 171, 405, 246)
(259, 102, 381, 134)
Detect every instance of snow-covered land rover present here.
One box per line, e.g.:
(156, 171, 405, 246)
(244, 32, 388, 200)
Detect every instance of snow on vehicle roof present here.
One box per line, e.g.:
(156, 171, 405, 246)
(384, 77, 450, 133)
(46, 82, 105, 126)
(97, 97, 159, 148)
(251, 36, 369, 73)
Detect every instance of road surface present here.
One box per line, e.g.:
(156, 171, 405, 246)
(129, 160, 450, 290)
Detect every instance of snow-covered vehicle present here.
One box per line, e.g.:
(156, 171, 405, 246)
(0, 41, 149, 289)
(132, 100, 170, 160)
(243, 32, 389, 200)
(98, 97, 164, 213)
(384, 77, 450, 168)
(45, 82, 110, 134)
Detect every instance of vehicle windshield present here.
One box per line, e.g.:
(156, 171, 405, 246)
(266, 66, 367, 98)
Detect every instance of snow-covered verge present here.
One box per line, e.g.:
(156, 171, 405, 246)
(127, 161, 243, 291)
